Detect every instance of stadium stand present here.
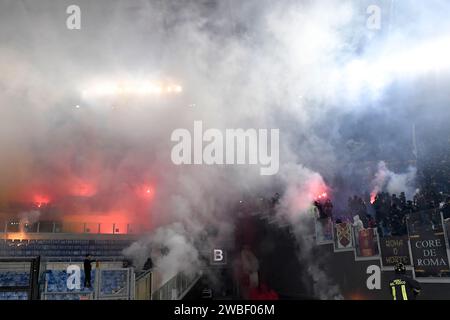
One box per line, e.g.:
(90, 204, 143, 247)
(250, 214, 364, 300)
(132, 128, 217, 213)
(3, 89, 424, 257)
(39, 268, 132, 300)
(0, 239, 133, 259)
(0, 257, 40, 300)
(0, 219, 204, 300)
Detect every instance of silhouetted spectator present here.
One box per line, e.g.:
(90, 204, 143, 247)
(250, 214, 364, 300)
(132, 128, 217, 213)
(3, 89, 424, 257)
(315, 201, 326, 219)
(367, 215, 377, 229)
(143, 257, 153, 270)
(83, 254, 94, 288)
(442, 197, 450, 220)
(392, 194, 401, 208)
(403, 200, 415, 215)
(399, 192, 406, 208)
(271, 193, 280, 207)
(324, 199, 333, 218)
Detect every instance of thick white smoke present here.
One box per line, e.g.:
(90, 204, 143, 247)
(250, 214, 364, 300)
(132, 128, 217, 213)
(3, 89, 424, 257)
(1, 0, 450, 299)
(371, 161, 417, 200)
(124, 222, 201, 283)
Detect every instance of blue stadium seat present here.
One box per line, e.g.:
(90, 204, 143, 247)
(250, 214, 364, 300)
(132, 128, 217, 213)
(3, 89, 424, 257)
(0, 272, 30, 287)
(100, 270, 127, 295)
(0, 291, 28, 300)
(0, 239, 130, 258)
(45, 270, 95, 294)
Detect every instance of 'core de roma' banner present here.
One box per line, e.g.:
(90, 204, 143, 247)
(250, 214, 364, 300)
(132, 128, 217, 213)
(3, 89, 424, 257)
(379, 236, 411, 267)
(407, 210, 450, 278)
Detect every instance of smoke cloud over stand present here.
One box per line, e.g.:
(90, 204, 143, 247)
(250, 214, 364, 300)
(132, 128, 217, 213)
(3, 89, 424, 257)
(1, 0, 450, 298)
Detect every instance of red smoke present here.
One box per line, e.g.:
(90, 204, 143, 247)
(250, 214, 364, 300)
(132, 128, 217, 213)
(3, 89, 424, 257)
(4, 175, 157, 231)
(69, 180, 97, 197)
(249, 284, 279, 300)
(284, 173, 330, 215)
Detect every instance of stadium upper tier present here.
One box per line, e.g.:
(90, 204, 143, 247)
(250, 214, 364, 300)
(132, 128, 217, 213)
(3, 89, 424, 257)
(0, 219, 141, 235)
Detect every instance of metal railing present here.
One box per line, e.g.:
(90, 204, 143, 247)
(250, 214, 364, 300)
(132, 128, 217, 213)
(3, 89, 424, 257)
(0, 221, 141, 235)
(151, 272, 201, 300)
(135, 269, 152, 300)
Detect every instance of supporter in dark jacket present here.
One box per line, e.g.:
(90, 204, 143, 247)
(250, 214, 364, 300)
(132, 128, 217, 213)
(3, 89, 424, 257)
(442, 197, 450, 220)
(391, 194, 401, 208)
(83, 254, 94, 288)
(324, 199, 333, 218)
(399, 192, 407, 208)
(367, 215, 377, 229)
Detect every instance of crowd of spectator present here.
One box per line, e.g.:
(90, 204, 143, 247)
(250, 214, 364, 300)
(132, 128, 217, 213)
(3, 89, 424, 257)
(313, 199, 333, 220)
(345, 191, 450, 237)
(310, 185, 450, 239)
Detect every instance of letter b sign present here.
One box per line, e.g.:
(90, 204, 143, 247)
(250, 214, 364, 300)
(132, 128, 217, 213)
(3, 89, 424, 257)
(210, 249, 227, 265)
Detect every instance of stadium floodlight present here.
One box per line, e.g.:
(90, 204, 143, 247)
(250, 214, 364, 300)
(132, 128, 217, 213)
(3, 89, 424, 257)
(81, 80, 183, 98)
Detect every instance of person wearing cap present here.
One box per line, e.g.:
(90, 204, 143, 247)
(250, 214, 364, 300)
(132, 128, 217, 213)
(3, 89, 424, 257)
(389, 263, 421, 300)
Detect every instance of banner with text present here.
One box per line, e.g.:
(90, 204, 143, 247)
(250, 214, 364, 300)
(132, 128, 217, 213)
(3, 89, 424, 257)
(407, 210, 450, 278)
(379, 235, 411, 267)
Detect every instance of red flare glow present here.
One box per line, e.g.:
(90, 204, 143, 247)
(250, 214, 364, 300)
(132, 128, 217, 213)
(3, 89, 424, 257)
(317, 192, 329, 200)
(370, 192, 377, 204)
(33, 195, 50, 208)
(136, 184, 155, 199)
